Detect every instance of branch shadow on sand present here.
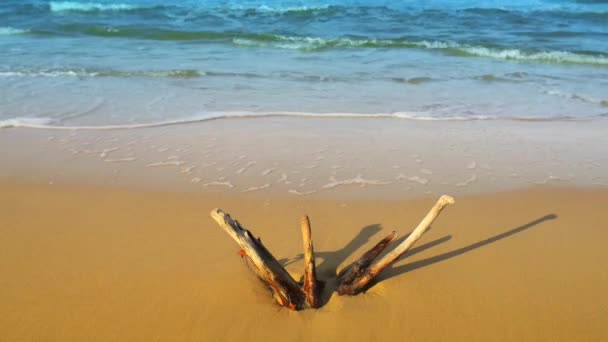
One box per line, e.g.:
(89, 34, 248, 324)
(279, 224, 381, 269)
(279, 224, 383, 272)
(374, 214, 558, 286)
(279, 224, 386, 304)
(276, 214, 557, 305)
(288, 225, 453, 305)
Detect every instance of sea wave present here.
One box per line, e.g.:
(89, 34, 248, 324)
(36, 2, 608, 16)
(0, 111, 592, 130)
(450, 45, 608, 65)
(224, 4, 335, 14)
(28, 25, 607, 66)
(0, 68, 206, 78)
(542, 88, 608, 106)
(236, 35, 608, 65)
(0, 117, 57, 128)
(0, 67, 361, 84)
(45, 1, 338, 15)
(49, 1, 141, 12)
(0, 67, 551, 85)
(0, 68, 302, 81)
(0, 27, 29, 35)
(391, 76, 434, 84)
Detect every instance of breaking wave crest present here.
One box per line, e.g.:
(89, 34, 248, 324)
(49, 2, 141, 12)
(234, 36, 608, 66)
(47, 2, 336, 14)
(0, 111, 592, 130)
(24, 26, 608, 66)
(0, 68, 207, 79)
(449, 45, 608, 66)
(222, 4, 335, 14)
(0, 27, 29, 35)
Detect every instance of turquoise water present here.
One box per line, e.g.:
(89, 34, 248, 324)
(1, 0, 608, 127)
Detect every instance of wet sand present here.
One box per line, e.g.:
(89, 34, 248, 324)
(1, 181, 607, 341)
(1, 118, 607, 199)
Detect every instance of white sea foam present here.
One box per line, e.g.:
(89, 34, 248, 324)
(277, 173, 288, 183)
(458, 46, 608, 65)
(231, 34, 608, 65)
(235, 161, 256, 174)
(104, 157, 136, 163)
(98, 147, 118, 158)
(180, 165, 196, 174)
(407, 176, 429, 185)
(303, 163, 319, 169)
(146, 160, 185, 167)
(410, 40, 608, 65)
(242, 184, 270, 192)
(0, 68, 206, 78)
(288, 189, 318, 196)
(395, 173, 407, 180)
(0, 27, 29, 35)
(456, 174, 478, 187)
(0, 110, 583, 131)
(0, 117, 56, 128)
(542, 89, 606, 106)
(203, 181, 234, 188)
(0, 70, 85, 77)
(261, 168, 277, 176)
(49, 2, 137, 12)
(248, 4, 331, 13)
(322, 175, 390, 190)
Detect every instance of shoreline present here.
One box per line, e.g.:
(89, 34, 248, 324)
(1, 181, 607, 341)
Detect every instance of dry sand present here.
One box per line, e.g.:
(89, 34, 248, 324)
(1, 180, 607, 341)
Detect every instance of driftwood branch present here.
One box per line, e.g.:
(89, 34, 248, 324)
(300, 215, 319, 308)
(210, 209, 307, 310)
(337, 195, 455, 295)
(210, 194, 455, 309)
(337, 230, 398, 286)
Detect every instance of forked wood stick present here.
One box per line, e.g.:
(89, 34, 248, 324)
(337, 195, 455, 295)
(337, 230, 398, 286)
(211, 209, 306, 310)
(300, 215, 319, 308)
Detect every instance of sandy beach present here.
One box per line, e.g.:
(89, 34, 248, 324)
(1, 179, 607, 341)
(3, 1, 608, 339)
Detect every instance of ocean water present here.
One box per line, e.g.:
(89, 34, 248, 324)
(1, 0, 608, 128)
